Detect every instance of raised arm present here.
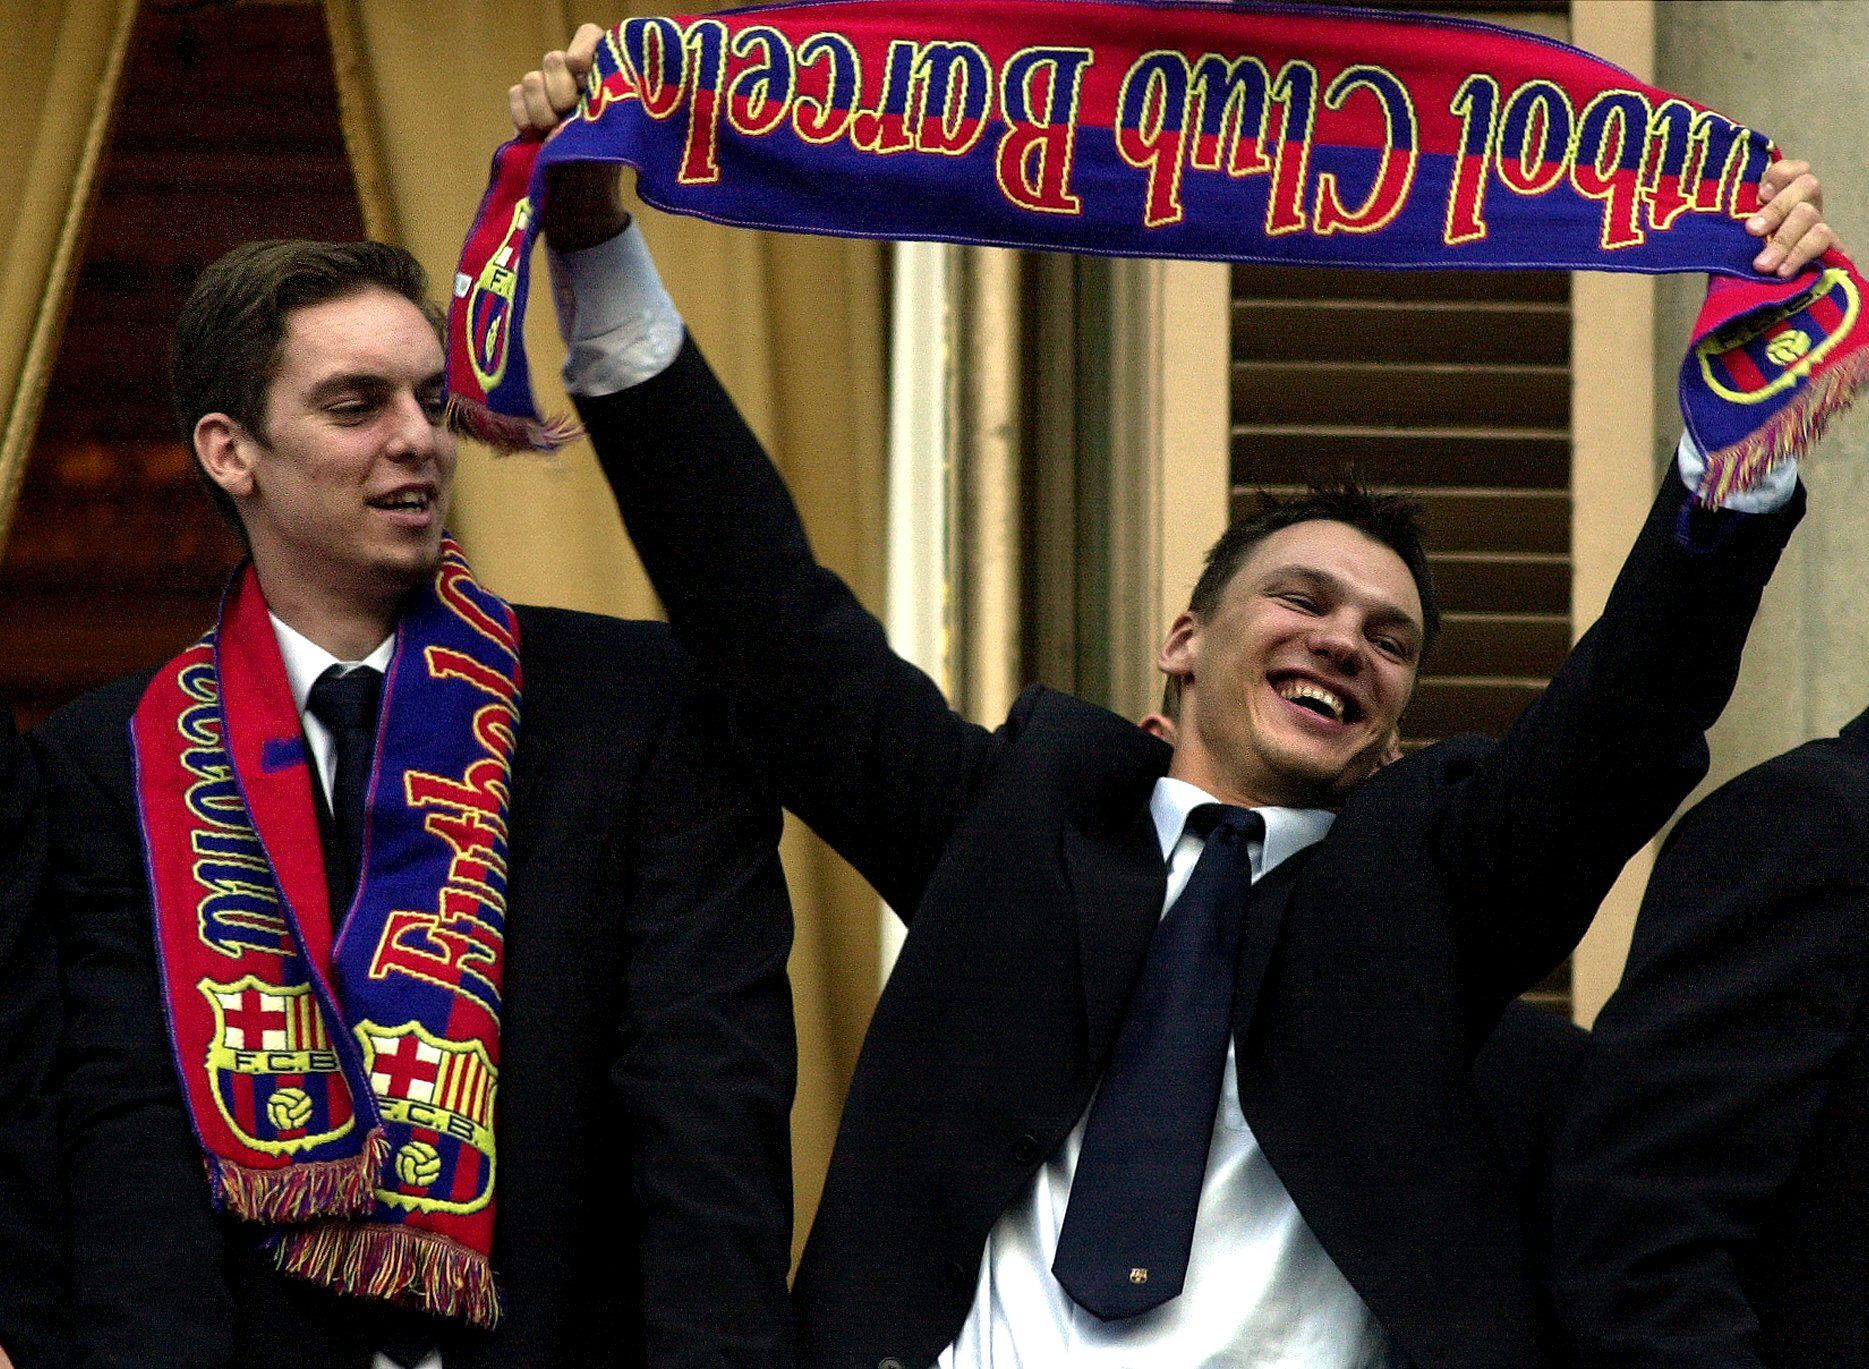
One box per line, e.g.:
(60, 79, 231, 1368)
(1431, 154, 1829, 1002)
(1434, 470, 1801, 1005)
(580, 333, 1005, 915)
(515, 29, 1002, 914)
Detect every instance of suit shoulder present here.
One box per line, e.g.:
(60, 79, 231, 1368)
(29, 668, 164, 824)
(514, 606, 689, 683)
(1750, 734, 1869, 796)
(1677, 736, 1869, 840)
(514, 603, 679, 656)
(511, 606, 704, 749)
(1005, 682, 1099, 730)
(996, 684, 1170, 819)
(1336, 730, 1494, 820)
(33, 668, 161, 766)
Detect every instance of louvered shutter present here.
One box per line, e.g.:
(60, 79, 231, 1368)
(1231, 264, 1572, 746)
(1229, 260, 1574, 1012)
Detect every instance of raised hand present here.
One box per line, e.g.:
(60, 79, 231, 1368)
(510, 24, 629, 252)
(1748, 158, 1839, 278)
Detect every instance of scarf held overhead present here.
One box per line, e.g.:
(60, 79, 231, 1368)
(131, 541, 520, 1329)
(449, 0, 1868, 501)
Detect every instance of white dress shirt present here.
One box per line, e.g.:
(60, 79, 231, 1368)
(268, 618, 433, 1369)
(937, 778, 1400, 1368)
(551, 222, 685, 395)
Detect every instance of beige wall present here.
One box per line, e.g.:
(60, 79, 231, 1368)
(1107, 258, 1233, 725)
(1571, 0, 1869, 1017)
(1656, 2, 1869, 786)
(1567, 0, 1658, 1026)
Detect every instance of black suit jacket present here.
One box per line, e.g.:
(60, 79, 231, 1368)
(1473, 1001, 1590, 1369)
(1552, 711, 1869, 1367)
(579, 337, 1799, 1369)
(0, 705, 66, 1366)
(31, 609, 795, 1368)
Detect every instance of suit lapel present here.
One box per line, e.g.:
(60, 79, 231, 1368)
(1231, 844, 1310, 1045)
(1060, 804, 1168, 1058)
(503, 695, 547, 874)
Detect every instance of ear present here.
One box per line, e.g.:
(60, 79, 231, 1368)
(1138, 712, 1178, 746)
(1157, 609, 1200, 680)
(193, 413, 258, 501)
(1378, 727, 1403, 767)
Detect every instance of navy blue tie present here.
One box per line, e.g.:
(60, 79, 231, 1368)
(306, 664, 382, 921)
(1052, 803, 1262, 1320)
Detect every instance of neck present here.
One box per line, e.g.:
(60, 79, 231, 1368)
(255, 566, 400, 661)
(1166, 747, 1275, 810)
(1165, 739, 1340, 812)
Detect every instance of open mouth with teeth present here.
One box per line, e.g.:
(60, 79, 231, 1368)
(369, 490, 433, 514)
(1274, 676, 1359, 725)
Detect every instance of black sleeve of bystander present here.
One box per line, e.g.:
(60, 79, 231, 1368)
(0, 704, 71, 1367)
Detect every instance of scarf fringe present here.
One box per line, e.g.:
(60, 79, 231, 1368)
(210, 1126, 389, 1224)
(445, 393, 583, 452)
(273, 1220, 503, 1330)
(1696, 347, 1869, 507)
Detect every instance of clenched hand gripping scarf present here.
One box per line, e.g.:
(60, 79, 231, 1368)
(132, 540, 519, 1328)
(449, 0, 1868, 500)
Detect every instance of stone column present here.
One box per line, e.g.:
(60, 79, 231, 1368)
(1656, 1, 1869, 790)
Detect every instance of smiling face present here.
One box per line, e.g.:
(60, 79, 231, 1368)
(202, 285, 455, 617)
(1158, 518, 1425, 809)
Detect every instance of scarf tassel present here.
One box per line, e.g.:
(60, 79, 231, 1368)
(209, 1126, 390, 1224)
(1695, 346, 1869, 507)
(273, 1220, 503, 1330)
(446, 393, 583, 453)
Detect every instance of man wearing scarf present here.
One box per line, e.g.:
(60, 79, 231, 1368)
(31, 240, 796, 1366)
(511, 24, 1834, 1369)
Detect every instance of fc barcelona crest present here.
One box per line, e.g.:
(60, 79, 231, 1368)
(1696, 266, 1862, 405)
(199, 976, 356, 1156)
(462, 197, 531, 394)
(357, 1020, 498, 1216)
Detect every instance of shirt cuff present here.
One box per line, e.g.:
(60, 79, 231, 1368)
(548, 222, 686, 397)
(1674, 430, 1799, 513)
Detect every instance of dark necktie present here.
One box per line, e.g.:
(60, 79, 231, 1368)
(1052, 803, 1263, 1320)
(308, 666, 433, 1368)
(305, 664, 382, 922)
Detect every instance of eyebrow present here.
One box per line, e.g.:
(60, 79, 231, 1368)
(306, 369, 447, 404)
(1263, 565, 1424, 642)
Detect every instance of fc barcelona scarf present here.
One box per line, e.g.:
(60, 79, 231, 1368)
(449, 0, 1869, 504)
(131, 540, 519, 1329)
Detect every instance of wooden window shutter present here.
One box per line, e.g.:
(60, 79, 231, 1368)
(1230, 264, 1572, 747)
(1229, 261, 1574, 1013)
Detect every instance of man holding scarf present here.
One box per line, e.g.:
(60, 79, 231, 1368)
(32, 240, 796, 1365)
(511, 20, 1838, 1369)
